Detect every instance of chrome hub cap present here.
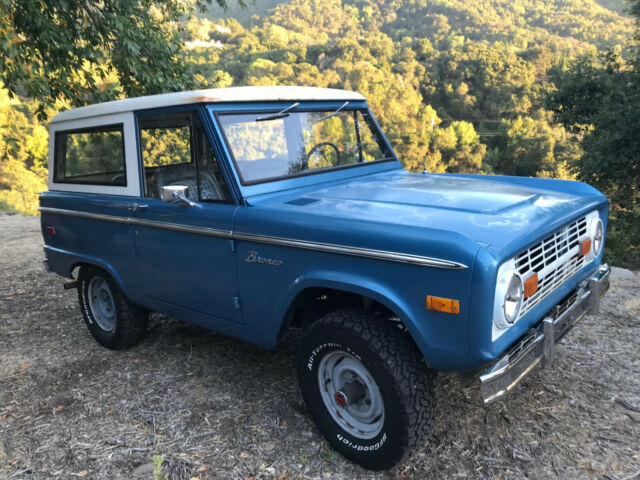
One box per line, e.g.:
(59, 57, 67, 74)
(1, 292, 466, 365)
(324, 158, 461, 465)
(87, 277, 116, 332)
(318, 351, 384, 439)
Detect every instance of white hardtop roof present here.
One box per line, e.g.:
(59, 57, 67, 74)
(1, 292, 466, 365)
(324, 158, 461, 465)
(50, 86, 366, 123)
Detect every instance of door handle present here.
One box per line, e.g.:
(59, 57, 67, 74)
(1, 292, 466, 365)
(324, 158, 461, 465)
(128, 203, 148, 212)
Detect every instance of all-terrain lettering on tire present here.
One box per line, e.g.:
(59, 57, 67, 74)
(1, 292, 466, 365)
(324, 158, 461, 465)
(297, 309, 435, 470)
(337, 432, 387, 451)
(77, 265, 148, 350)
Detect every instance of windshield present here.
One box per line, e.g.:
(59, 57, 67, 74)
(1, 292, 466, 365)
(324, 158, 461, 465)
(217, 107, 394, 184)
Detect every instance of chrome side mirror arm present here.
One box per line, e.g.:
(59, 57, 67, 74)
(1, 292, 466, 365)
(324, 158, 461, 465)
(161, 185, 196, 207)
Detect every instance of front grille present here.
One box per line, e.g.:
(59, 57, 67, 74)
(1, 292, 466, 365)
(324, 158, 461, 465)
(507, 330, 538, 363)
(515, 216, 588, 318)
(546, 290, 579, 322)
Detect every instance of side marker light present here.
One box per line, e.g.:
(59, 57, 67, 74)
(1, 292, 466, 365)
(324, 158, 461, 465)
(426, 296, 460, 314)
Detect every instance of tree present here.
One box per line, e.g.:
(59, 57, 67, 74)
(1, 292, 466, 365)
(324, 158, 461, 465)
(547, 9, 640, 267)
(1, 0, 634, 217)
(495, 116, 555, 177)
(0, 87, 48, 215)
(0, 0, 243, 118)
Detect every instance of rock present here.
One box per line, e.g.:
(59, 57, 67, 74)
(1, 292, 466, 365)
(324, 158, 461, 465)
(610, 267, 639, 282)
(132, 462, 155, 478)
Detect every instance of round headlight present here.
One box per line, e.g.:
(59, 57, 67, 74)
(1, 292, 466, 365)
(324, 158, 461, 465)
(503, 274, 523, 324)
(592, 219, 604, 256)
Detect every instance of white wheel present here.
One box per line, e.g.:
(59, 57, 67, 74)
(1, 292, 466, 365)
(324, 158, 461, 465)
(87, 276, 116, 332)
(317, 350, 385, 439)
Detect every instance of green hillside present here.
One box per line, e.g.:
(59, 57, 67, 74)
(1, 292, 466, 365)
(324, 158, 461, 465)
(186, 0, 633, 175)
(1, 0, 636, 264)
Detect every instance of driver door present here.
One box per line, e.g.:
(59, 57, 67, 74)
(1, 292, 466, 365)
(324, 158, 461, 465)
(131, 107, 240, 325)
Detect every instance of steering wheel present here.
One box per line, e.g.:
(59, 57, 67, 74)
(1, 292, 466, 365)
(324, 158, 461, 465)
(303, 142, 342, 169)
(110, 173, 125, 184)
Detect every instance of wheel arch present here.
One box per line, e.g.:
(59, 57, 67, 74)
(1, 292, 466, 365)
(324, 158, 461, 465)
(275, 273, 430, 363)
(69, 257, 126, 292)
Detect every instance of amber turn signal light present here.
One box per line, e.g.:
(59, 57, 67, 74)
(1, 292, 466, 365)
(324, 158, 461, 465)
(580, 237, 592, 256)
(426, 296, 460, 314)
(524, 273, 538, 298)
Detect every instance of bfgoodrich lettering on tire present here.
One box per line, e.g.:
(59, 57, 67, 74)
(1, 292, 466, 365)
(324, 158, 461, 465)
(297, 309, 435, 470)
(77, 265, 148, 350)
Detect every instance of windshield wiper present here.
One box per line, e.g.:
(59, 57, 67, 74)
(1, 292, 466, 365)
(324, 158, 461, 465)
(314, 101, 349, 123)
(255, 102, 300, 122)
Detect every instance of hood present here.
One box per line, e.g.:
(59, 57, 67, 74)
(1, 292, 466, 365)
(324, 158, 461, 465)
(248, 170, 607, 260)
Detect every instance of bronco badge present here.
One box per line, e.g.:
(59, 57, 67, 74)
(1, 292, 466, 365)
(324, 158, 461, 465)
(245, 250, 283, 266)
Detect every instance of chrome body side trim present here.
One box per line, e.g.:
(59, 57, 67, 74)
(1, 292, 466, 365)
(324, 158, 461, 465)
(233, 232, 467, 269)
(479, 264, 611, 404)
(39, 206, 130, 224)
(38, 207, 232, 239)
(133, 217, 232, 238)
(39, 206, 468, 270)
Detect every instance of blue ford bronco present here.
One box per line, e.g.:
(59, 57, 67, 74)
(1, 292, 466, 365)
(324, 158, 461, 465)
(40, 86, 610, 470)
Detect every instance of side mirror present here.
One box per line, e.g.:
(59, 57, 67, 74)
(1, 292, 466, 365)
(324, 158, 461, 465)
(161, 185, 196, 207)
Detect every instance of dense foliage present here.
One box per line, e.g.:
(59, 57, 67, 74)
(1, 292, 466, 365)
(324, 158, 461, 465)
(0, 0, 240, 117)
(547, 15, 640, 266)
(0, 0, 636, 266)
(0, 89, 49, 215)
(185, 0, 632, 179)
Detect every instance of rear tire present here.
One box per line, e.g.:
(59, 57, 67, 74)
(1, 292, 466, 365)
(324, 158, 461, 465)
(77, 265, 148, 349)
(297, 309, 435, 470)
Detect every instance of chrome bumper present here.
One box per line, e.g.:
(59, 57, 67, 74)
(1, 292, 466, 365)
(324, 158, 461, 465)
(479, 264, 611, 404)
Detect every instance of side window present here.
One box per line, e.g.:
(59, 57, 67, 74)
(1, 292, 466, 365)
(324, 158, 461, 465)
(139, 112, 231, 202)
(54, 125, 125, 185)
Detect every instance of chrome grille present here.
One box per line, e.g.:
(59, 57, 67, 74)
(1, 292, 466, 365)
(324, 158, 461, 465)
(515, 216, 588, 318)
(546, 290, 579, 322)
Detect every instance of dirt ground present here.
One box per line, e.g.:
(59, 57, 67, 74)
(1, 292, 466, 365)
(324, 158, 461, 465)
(1, 214, 639, 480)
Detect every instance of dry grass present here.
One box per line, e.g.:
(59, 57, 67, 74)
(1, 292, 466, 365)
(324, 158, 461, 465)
(1, 214, 638, 479)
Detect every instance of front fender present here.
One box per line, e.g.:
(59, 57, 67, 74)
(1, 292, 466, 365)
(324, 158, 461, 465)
(272, 267, 474, 370)
(275, 271, 414, 329)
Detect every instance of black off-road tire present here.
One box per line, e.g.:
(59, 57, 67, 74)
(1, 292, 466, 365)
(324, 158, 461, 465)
(297, 309, 435, 470)
(77, 265, 148, 350)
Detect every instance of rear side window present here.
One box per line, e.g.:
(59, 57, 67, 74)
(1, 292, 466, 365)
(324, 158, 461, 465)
(54, 125, 126, 186)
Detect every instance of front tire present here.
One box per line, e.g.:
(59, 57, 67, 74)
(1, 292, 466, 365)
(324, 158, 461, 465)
(77, 265, 148, 350)
(297, 309, 435, 470)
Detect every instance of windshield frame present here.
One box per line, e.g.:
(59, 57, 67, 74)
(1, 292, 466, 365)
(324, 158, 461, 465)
(211, 101, 399, 188)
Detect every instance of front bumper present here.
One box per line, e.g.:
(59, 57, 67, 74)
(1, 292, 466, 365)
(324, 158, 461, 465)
(479, 264, 611, 404)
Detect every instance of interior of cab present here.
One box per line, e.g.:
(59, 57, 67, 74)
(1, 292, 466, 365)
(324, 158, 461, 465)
(139, 111, 230, 202)
(217, 107, 391, 185)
